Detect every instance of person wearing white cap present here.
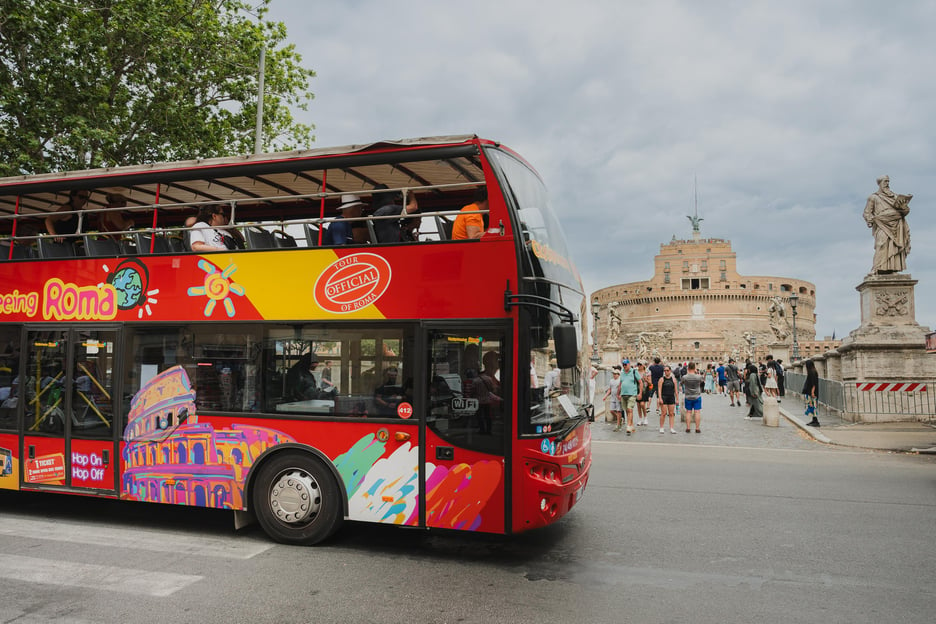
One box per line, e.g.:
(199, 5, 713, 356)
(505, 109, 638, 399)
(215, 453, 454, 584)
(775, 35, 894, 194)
(326, 194, 365, 245)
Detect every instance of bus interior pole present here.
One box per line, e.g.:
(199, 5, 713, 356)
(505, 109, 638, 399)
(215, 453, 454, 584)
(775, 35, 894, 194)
(8, 196, 19, 259)
(318, 170, 327, 245)
(150, 184, 161, 253)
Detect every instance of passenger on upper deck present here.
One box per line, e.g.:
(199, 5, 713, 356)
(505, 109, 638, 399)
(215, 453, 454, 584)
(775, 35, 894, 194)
(326, 194, 365, 245)
(452, 188, 488, 240)
(371, 184, 405, 243)
(189, 205, 233, 252)
(45, 189, 90, 242)
(97, 193, 135, 240)
(400, 193, 421, 242)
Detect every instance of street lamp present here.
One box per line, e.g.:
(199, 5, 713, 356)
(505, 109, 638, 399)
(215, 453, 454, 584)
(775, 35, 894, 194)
(749, 335, 756, 361)
(789, 292, 800, 361)
(591, 299, 601, 365)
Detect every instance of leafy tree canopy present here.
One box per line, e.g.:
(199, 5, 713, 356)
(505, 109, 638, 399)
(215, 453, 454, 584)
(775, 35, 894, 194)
(0, 0, 315, 176)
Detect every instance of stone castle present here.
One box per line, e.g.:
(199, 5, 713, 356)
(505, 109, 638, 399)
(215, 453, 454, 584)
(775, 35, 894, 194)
(592, 223, 822, 364)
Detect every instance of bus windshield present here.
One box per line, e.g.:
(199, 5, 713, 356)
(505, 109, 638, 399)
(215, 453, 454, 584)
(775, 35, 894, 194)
(485, 148, 586, 435)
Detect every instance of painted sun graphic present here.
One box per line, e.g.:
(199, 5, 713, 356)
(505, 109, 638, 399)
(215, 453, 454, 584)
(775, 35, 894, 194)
(186, 259, 245, 317)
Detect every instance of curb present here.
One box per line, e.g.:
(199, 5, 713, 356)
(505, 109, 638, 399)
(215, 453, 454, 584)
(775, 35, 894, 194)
(779, 406, 833, 445)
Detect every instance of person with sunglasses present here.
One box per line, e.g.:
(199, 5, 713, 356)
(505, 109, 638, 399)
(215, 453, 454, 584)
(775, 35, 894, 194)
(190, 205, 235, 252)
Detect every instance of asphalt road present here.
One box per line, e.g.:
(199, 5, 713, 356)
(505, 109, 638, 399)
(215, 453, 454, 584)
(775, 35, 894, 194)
(1, 404, 933, 623)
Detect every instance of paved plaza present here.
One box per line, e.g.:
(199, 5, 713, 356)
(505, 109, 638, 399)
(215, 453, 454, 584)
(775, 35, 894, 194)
(591, 389, 936, 453)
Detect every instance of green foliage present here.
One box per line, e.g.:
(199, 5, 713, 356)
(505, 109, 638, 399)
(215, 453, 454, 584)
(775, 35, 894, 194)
(0, 0, 315, 175)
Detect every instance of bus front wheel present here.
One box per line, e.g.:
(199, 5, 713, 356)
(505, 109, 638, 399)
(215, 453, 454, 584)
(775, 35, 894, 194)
(251, 452, 343, 546)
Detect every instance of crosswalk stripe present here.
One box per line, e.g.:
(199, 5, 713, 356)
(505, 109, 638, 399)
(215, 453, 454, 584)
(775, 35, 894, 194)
(0, 514, 273, 559)
(0, 554, 201, 597)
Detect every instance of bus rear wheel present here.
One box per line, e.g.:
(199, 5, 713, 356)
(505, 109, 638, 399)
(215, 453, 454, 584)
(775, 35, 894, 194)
(251, 452, 343, 546)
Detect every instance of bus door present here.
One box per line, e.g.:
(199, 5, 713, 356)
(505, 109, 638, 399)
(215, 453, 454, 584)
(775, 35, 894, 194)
(424, 325, 508, 533)
(21, 328, 118, 493)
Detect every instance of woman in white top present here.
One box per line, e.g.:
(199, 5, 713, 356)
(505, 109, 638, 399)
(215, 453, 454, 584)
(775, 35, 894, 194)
(764, 364, 779, 397)
(189, 205, 231, 252)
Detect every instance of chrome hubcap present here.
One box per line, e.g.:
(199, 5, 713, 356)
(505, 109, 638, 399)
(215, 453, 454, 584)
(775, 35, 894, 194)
(269, 469, 321, 524)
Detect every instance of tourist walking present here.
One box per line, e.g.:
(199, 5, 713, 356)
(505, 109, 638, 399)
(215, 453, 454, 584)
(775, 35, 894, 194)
(745, 363, 764, 419)
(716, 362, 727, 396)
(636, 362, 652, 426)
(648, 357, 665, 414)
(703, 364, 715, 394)
(681, 362, 704, 433)
(657, 365, 679, 434)
(764, 360, 779, 397)
(725, 358, 741, 406)
(802, 360, 820, 427)
(619, 360, 643, 435)
(604, 367, 622, 431)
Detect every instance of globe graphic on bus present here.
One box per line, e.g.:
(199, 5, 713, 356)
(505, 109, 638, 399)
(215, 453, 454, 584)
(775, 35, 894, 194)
(108, 260, 148, 310)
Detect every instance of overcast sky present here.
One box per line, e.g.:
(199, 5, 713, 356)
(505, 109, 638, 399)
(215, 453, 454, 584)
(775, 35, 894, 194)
(266, 0, 935, 339)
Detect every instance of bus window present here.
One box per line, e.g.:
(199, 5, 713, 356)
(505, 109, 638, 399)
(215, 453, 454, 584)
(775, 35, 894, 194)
(264, 324, 414, 418)
(0, 326, 20, 431)
(427, 329, 507, 455)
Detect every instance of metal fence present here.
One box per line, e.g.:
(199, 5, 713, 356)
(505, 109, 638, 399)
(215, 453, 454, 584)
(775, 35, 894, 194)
(785, 371, 935, 422)
(784, 372, 845, 412)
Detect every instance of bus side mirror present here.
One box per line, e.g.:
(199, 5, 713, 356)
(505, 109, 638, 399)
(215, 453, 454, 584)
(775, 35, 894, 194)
(554, 324, 577, 369)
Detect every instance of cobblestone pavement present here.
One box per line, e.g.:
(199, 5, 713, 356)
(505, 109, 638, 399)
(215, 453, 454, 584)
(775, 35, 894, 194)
(590, 390, 840, 451)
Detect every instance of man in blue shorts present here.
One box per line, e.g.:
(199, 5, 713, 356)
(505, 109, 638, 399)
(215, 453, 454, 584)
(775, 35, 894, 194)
(681, 362, 704, 433)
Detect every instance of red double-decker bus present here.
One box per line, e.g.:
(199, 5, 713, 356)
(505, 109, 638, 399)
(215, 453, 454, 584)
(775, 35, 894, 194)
(0, 135, 591, 544)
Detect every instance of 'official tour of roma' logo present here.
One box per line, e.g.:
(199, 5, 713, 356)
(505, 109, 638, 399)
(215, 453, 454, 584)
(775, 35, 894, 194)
(313, 253, 392, 314)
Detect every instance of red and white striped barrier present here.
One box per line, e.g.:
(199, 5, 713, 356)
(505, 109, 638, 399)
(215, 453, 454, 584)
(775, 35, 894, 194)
(855, 382, 928, 392)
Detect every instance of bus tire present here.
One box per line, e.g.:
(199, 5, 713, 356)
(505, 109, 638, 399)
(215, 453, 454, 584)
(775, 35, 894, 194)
(251, 451, 343, 546)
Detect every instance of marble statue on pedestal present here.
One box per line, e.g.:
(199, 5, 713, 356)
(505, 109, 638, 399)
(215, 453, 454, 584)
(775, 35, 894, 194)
(863, 175, 912, 274)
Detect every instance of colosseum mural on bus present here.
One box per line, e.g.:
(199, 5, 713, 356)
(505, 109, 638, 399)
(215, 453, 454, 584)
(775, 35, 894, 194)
(121, 366, 502, 529)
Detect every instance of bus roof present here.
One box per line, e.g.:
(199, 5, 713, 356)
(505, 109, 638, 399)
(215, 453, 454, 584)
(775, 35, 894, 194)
(0, 135, 491, 217)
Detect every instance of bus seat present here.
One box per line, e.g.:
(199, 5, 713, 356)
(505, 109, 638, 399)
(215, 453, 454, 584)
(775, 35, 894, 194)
(366, 219, 378, 244)
(38, 238, 76, 259)
(435, 215, 454, 241)
(303, 224, 321, 247)
(84, 235, 122, 257)
(0, 406, 14, 428)
(168, 234, 186, 252)
(119, 238, 137, 255)
(0, 241, 36, 260)
(246, 226, 275, 250)
(135, 232, 172, 254)
(273, 230, 298, 248)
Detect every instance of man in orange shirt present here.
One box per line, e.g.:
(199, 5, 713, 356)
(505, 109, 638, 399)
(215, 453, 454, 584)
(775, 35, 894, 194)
(451, 188, 488, 240)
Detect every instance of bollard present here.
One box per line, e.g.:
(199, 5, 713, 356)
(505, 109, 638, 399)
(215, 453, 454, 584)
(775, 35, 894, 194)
(763, 395, 780, 427)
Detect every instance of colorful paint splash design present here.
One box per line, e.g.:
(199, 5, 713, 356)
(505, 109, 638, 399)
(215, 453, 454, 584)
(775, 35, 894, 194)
(425, 460, 502, 530)
(336, 434, 502, 529)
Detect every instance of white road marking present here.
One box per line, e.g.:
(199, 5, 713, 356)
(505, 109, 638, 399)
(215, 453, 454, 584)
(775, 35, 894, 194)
(0, 514, 273, 559)
(0, 554, 201, 597)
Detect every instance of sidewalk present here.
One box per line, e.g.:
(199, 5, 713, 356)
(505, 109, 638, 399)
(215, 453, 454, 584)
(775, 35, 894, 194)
(591, 388, 936, 454)
(777, 392, 936, 454)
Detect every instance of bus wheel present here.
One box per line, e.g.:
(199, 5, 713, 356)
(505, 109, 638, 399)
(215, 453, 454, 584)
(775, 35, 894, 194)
(251, 452, 343, 546)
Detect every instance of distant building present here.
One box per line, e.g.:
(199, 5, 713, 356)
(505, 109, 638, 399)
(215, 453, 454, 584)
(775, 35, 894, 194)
(592, 224, 819, 364)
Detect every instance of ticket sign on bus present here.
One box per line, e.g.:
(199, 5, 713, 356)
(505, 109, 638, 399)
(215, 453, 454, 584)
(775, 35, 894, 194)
(26, 453, 66, 483)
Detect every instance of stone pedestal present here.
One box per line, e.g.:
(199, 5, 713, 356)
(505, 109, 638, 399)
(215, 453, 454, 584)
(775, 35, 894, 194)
(763, 395, 780, 427)
(767, 343, 789, 363)
(838, 273, 935, 422)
